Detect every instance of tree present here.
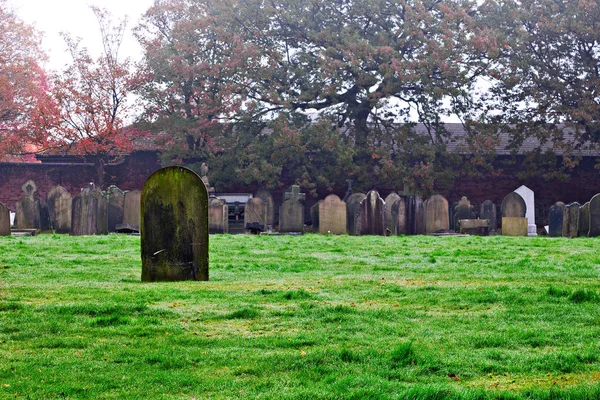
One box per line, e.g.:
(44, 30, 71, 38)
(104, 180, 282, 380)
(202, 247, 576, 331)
(48, 7, 139, 186)
(0, 0, 55, 161)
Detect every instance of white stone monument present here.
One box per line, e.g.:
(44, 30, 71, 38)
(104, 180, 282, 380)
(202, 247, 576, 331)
(513, 185, 537, 236)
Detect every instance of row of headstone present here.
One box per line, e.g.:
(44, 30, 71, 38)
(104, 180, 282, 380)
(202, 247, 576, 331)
(548, 193, 600, 237)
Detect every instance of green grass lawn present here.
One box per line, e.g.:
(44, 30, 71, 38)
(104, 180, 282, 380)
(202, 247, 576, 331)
(1, 234, 599, 399)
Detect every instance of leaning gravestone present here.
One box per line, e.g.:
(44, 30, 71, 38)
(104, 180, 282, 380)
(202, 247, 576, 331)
(578, 202, 590, 237)
(563, 202, 580, 238)
(513, 185, 537, 236)
(279, 185, 306, 234)
(384, 192, 401, 234)
(0, 202, 10, 236)
(424, 194, 449, 234)
(46, 186, 72, 233)
(548, 202, 565, 237)
(480, 200, 497, 234)
(117, 190, 141, 232)
(359, 190, 385, 235)
(208, 198, 229, 234)
(244, 197, 267, 232)
(141, 166, 209, 281)
(319, 195, 346, 234)
(346, 193, 366, 235)
(407, 195, 425, 235)
(453, 196, 476, 231)
(255, 189, 275, 229)
(501, 192, 527, 236)
(588, 194, 600, 237)
(107, 185, 125, 232)
(71, 185, 99, 236)
(391, 196, 408, 235)
(15, 180, 41, 230)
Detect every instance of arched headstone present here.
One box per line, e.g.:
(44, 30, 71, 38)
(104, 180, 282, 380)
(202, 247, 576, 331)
(319, 195, 346, 235)
(279, 185, 306, 234)
(480, 200, 497, 233)
(563, 202, 580, 238)
(407, 195, 425, 235)
(209, 198, 229, 234)
(513, 185, 537, 236)
(501, 192, 527, 236)
(346, 193, 366, 235)
(589, 194, 600, 237)
(391, 196, 408, 235)
(141, 166, 209, 281)
(255, 189, 275, 229)
(548, 202, 565, 237)
(359, 190, 385, 235)
(71, 186, 98, 236)
(384, 192, 401, 234)
(15, 180, 41, 229)
(424, 194, 449, 234)
(47, 186, 72, 233)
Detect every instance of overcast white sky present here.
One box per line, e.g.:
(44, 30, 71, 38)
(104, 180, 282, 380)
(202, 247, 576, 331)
(8, 0, 155, 71)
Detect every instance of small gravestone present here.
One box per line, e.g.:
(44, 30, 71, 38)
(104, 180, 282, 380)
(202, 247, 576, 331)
(514, 185, 537, 236)
(117, 190, 141, 232)
(46, 186, 73, 234)
(391, 196, 408, 235)
(346, 193, 366, 235)
(407, 195, 425, 235)
(501, 192, 527, 236)
(589, 194, 600, 237)
(141, 166, 209, 281)
(15, 180, 41, 230)
(424, 194, 449, 234)
(0, 202, 10, 236)
(358, 190, 385, 235)
(578, 202, 590, 237)
(209, 198, 229, 234)
(563, 202, 580, 238)
(454, 196, 476, 231)
(319, 195, 346, 234)
(244, 197, 267, 232)
(310, 201, 322, 233)
(279, 185, 306, 233)
(548, 202, 565, 237)
(480, 200, 497, 234)
(384, 192, 401, 234)
(71, 185, 99, 236)
(256, 189, 275, 229)
(107, 186, 125, 232)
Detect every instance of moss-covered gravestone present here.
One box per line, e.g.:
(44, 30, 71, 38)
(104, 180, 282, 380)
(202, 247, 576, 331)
(141, 166, 209, 281)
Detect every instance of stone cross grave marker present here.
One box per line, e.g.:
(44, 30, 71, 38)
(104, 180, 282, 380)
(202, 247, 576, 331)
(359, 190, 385, 235)
(346, 193, 366, 235)
(209, 198, 229, 234)
(588, 194, 600, 237)
(141, 166, 209, 281)
(319, 195, 346, 235)
(513, 185, 537, 236)
(15, 180, 41, 230)
(501, 192, 527, 236)
(563, 202, 580, 238)
(107, 185, 125, 233)
(71, 184, 99, 236)
(480, 200, 497, 233)
(384, 192, 401, 235)
(244, 197, 267, 232)
(424, 194, 449, 234)
(391, 196, 408, 235)
(47, 186, 72, 234)
(117, 190, 142, 232)
(279, 185, 306, 233)
(548, 202, 565, 237)
(578, 202, 590, 237)
(0, 202, 10, 236)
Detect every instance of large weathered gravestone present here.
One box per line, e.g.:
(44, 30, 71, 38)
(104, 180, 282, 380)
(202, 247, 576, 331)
(453, 196, 476, 231)
(424, 194, 449, 234)
(359, 190, 385, 235)
(501, 192, 527, 236)
(319, 195, 346, 234)
(46, 186, 72, 234)
(244, 197, 267, 232)
(107, 185, 125, 232)
(513, 185, 537, 236)
(0, 202, 10, 236)
(71, 185, 99, 236)
(208, 198, 229, 234)
(384, 192, 401, 235)
(578, 202, 590, 237)
(589, 194, 600, 237)
(563, 202, 580, 238)
(548, 202, 565, 237)
(117, 190, 141, 232)
(346, 193, 366, 235)
(279, 185, 306, 234)
(480, 200, 497, 233)
(15, 180, 41, 230)
(141, 166, 209, 281)
(255, 189, 275, 229)
(407, 195, 425, 235)
(391, 196, 408, 235)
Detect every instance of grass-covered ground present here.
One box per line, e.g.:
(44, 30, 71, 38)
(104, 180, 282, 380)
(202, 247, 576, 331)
(0, 234, 599, 399)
